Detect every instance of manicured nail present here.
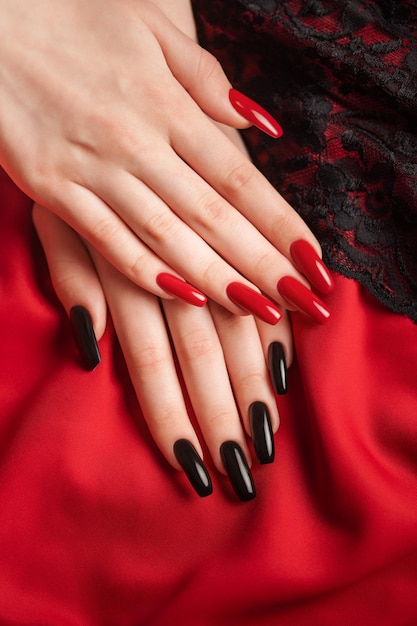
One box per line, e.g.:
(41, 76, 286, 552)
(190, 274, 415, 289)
(70, 306, 101, 371)
(173, 439, 213, 498)
(277, 276, 331, 324)
(268, 342, 287, 395)
(226, 282, 282, 325)
(229, 89, 284, 138)
(220, 441, 256, 502)
(249, 402, 275, 465)
(156, 273, 207, 307)
(290, 240, 335, 295)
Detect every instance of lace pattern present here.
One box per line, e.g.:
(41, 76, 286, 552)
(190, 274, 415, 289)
(192, 0, 417, 321)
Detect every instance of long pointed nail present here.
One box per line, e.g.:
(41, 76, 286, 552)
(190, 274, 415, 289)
(277, 276, 331, 324)
(156, 273, 207, 307)
(220, 441, 256, 501)
(173, 440, 212, 497)
(268, 342, 287, 395)
(229, 89, 284, 138)
(70, 306, 101, 371)
(290, 240, 335, 295)
(249, 402, 275, 464)
(226, 282, 282, 325)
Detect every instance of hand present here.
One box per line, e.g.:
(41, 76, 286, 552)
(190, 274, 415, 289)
(0, 0, 333, 324)
(33, 202, 292, 501)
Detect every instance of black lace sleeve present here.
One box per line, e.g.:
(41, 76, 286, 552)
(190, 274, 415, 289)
(192, 0, 417, 322)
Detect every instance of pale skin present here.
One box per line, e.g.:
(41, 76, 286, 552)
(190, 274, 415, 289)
(34, 201, 289, 473)
(32, 114, 290, 485)
(2, 0, 322, 489)
(0, 0, 321, 316)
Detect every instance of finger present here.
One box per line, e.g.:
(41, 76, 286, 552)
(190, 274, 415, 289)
(142, 3, 253, 130)
(170, 115, 335, 320)
(256, 313, 293, 397)
(127, 150, 302, 302)
(173, 116, 317, 260)
(69, 166, 282, 324)
(32, 203, 106, 370)
(87, 249, 213, 494)
(53, 182, 208, 307)
(162, 298, 256, 501)
(60, 119, 329, 325)
(209, 302, 280, 465)
(73, 155, 330, 324)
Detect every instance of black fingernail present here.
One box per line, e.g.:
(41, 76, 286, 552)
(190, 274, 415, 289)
(249, 402, 275, 464)
(70, 306, 101, 371)
(268, 341, 287, 394)
(173, 440, 213, 497)
(220, 441, 256, 502)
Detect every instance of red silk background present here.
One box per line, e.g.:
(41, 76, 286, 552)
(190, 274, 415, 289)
(1, 168, 417, 625)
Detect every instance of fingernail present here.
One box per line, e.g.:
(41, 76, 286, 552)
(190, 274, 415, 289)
(277, 276, 331, 324)
(156, 273, 207, 307)
(173, 439, 213, 497)
(229, 89, 284, 138)
(290, 240, 335, 295)
(249, 402, 275, 465)
(268, 342, 287, 395)
(220, 441, 256, 502)
(70, 306, 101, 371)
(226, 282, 282, 325)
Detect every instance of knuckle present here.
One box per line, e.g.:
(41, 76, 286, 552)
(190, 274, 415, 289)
(195, 49, 222, 84)
(239, 371, 266, 391)
(180, 328, 219, 363)
(195, 192, 229, 230)
(199, 258, 223, 286)
(269, 210, 293, 241)
(50, 260, 80, 295)
(141, 210, 178, 245)
(206, 408, 235, 431)
(91, 216, 122, 247)
(151, 405, 183, 434)
(129, 344, 167, 377)
(67, 105, 112, 155)
(128, 249, 154, 283)
(251, 248, 277, 277)
(26, 162, 60, 202)
(221, 160, 256, 197)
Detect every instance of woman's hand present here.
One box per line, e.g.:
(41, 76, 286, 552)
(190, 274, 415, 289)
(0, 0, 333, 324)
(33, 203, 292, 501)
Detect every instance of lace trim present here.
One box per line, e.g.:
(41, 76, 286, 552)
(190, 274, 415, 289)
(192, 0, 417, 321)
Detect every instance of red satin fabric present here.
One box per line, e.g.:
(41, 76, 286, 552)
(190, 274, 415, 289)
(1, 168, 417, 625)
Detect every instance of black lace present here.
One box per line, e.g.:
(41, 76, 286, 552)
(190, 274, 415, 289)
(192, 0, 417, 321)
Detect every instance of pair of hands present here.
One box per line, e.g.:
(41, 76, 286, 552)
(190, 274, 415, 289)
(34, 203, 289, 501)
(1, 0, 334, 499)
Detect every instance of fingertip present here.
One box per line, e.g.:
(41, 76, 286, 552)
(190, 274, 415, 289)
(68, 290, 107, 342)
(33, 203, 107, 347)
(229, 89, 284, 138)
(213, 439, 253, 476)
(69, 305, 102, 372)
(52, 263, 107, 341)
(172, 439, 213, 497)
(219, 441, 256, 502)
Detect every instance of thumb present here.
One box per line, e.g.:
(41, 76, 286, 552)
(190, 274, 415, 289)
(145, 6, 283, 138)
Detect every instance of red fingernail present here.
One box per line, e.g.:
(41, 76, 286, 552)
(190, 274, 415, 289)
(277, 276, 331, 324)
(229, 89, 284, 138)
(156, 273, 207, 307)
(226, 282, 282, 325)
(290, 240, 335, 295)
